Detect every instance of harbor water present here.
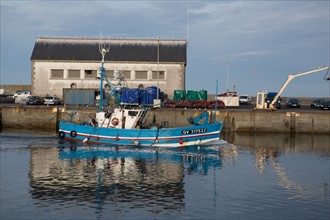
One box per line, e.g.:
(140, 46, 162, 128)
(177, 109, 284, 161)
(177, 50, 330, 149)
(0, 129, 329, 220)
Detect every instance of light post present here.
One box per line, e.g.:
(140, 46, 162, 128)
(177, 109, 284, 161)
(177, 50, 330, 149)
(157, 36, 160, 99)
(226, 62, 229, 94)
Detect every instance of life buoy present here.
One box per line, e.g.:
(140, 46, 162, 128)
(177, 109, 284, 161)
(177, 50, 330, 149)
(58, 131, 65, 138)
(111, 117, 119, 126)
(70, 130, 77, 137)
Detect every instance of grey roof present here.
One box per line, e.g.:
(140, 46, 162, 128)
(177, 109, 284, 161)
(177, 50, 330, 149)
(31, 37, 187, 65)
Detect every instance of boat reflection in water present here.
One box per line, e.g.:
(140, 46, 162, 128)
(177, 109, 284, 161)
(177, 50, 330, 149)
(29, 141, 229, 214)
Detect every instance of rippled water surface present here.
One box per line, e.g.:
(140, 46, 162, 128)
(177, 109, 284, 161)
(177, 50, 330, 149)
(1, 129, 329, 220)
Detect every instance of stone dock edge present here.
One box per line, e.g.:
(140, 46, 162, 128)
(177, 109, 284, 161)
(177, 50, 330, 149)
(0, 106, 329, 134)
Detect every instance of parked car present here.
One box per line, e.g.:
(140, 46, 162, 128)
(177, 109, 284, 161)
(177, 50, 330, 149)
(14, 90, 31, 104)
(239, 95, 251, 104)
(44, 96, 61, 105)
(266, 92, 281, 109)
(285, 98, 300, 108)
(26, 96, 44, 105)
(310, 99, 324, 108)
(13, 90, 31, 99)
(319, 100, 330, 110)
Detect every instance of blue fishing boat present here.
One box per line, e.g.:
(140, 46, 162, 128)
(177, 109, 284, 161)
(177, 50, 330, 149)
(58, 45, 223, 148)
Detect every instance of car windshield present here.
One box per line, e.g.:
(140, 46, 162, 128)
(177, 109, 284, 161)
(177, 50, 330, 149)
(289, 98, 298, 102)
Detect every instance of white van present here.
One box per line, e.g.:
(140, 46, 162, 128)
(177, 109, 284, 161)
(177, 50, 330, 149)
(239, 95, 251, 104)
(0, 89, 9, 97)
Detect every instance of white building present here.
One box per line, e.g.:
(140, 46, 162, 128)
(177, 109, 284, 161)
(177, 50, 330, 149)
(30, 37, 187, 99)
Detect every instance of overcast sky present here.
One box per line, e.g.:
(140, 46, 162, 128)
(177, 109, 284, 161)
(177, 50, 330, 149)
(1, 0, 329, 97)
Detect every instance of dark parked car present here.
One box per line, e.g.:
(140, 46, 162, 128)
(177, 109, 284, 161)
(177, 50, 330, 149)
(285, 98, 300, 108)
(319, 100, 330, 110)
(310, 99, 324, 108)
(266, 92, 281, 109)
(26, 96, 44, 105)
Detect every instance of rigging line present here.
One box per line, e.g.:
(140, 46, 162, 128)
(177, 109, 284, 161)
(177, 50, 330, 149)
(106, 117, 111, 128)
(148, 128, 160, 147)
(46, 112, 58, 122)
(133, 130, 142, 142)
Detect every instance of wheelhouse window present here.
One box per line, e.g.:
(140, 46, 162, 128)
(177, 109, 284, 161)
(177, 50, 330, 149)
(51, 69, 64, 78)
(152, 71, 165, 80)
(68, 70, 80, 79)
(128, 111, 139, 116)
(85, 70, 97, 79)
(135, 71, 148, 79)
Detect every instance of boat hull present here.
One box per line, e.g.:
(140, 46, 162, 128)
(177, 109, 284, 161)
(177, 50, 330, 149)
(58, 121, 223, 148)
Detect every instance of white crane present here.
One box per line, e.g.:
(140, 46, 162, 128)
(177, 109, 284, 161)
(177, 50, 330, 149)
(256, 66, 329, 110)
(269, 66, 329, 108)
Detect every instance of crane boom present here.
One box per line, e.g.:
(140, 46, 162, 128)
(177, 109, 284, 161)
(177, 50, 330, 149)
(270, 66, 329, 107)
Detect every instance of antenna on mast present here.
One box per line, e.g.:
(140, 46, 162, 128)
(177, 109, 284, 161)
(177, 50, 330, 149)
(98, 30, 110, 62)
(100, 47, 109, 63)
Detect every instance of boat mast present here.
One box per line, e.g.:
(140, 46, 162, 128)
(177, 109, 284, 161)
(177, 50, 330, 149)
(214, 80, 218, 123)
(98, 43, 109, 113)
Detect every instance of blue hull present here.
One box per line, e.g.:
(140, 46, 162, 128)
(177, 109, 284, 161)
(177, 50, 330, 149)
(59, 121, 222, 148)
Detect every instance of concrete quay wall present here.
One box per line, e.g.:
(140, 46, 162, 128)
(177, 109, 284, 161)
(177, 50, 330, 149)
(146, 109, 330, 134)
(218, 110, 329, 134)
(0, 106, 329, 134)
(0, 106, 59, 131)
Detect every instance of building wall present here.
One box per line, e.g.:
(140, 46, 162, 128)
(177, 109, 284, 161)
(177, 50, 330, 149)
(32, 61, 185, 99)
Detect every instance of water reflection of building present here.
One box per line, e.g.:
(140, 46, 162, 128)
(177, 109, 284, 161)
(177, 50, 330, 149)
(222, 132, 330, 174)
(219, 145, 238, 167)
(222, 132, 329, 195)
(222, 132, 330, 152)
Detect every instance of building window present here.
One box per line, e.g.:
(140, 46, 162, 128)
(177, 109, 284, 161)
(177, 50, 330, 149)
(135, 71, 148, 79)
(105, 70, 114, 79)
(85, 70, 97, 79)
(152, 71, 165, 80)
(121, 70, 131, 80)
(68, 70, 80, 79)
(71, 83, 77, 89)
(51, 69, 64, 78)
(113, 70, 131, 80)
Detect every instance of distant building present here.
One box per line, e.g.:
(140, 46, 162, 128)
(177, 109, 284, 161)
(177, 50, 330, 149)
(30, 37, 187, 99)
